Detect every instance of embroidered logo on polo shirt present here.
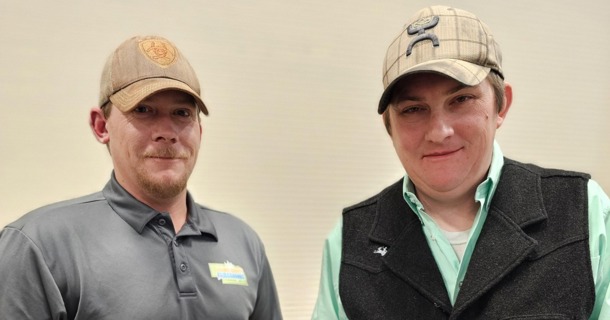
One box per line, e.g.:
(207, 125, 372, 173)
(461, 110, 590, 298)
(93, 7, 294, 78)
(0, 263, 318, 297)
(209, 261, 248, 286)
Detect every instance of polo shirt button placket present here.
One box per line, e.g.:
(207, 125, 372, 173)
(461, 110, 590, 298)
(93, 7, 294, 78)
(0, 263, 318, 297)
(175, 256, 195, 294)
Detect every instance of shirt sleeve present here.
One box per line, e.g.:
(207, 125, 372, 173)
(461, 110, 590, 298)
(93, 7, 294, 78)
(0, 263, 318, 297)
(250, 245, 283, 320)
(311, 218, 349, 320)
(0, 227, 67, 319)
(588, 179, 610, 320)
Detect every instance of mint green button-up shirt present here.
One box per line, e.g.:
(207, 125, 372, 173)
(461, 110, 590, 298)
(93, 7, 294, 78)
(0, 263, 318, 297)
(312, 143, 610, 319)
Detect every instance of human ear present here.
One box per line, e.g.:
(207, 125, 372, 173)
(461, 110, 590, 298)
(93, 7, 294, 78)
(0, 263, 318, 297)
(89, 107, 110, 144)
(496, 83, 513, 128)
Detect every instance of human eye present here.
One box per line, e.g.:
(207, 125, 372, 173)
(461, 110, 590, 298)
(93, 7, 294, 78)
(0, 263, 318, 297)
(174, 108, 191, 117)
(132, 105, 153, 114)
(399, 105, 427, 114)
(451, 91, 478, 106)
(173, 107, 197, 121)
(393, 103, 428, 123)
(454, 95, 472, 104)
(130, 105, 155, 118)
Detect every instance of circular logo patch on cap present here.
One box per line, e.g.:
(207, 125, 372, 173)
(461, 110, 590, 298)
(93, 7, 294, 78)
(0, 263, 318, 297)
(139, 39, 177, 67)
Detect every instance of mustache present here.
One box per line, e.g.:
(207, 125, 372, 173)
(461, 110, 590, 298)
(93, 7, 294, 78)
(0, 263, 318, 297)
(142, 148, 189, 159)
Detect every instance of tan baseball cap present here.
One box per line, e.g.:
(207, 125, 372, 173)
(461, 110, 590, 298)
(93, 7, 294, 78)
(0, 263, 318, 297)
(378, 5, 503, 114)
(99, 35, 208, 115)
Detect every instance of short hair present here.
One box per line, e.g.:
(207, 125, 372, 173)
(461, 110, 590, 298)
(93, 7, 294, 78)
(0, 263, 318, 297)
(101, 101, 112, 119)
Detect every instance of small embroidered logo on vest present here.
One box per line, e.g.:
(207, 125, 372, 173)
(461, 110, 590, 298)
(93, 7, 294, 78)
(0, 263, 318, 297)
(374, 246, 388, 256)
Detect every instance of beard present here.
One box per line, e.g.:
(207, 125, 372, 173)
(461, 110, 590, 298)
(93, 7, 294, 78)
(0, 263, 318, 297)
(135, 148, 194, 199)
(136, 169, 189, 199)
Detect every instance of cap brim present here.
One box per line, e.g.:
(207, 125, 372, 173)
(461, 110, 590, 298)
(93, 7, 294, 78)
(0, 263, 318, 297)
(378, 59, 491, 114)
(110, 78, 209, 115)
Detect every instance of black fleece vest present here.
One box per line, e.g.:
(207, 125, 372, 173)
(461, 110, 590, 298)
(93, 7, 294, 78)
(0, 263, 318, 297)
(340, 159, 595, 320)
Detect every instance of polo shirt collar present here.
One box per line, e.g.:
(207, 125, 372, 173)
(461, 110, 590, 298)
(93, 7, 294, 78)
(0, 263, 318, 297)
(184, 194, 218, 240)
(102, 172, 217, 239)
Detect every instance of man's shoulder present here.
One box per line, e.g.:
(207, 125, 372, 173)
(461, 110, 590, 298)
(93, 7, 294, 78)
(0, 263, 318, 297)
(7, 191, 106, 231)
(342, 179, 403, 215)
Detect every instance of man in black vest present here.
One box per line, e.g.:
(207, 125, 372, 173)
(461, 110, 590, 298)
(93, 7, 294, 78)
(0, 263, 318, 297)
(312, 5, 610, 320)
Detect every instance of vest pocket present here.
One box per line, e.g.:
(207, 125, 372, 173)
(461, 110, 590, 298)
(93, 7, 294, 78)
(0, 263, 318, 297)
(526, 235, 587, 260)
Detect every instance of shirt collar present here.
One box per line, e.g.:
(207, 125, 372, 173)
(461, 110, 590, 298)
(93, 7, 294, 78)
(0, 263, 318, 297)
(402, 141, 505, 214)
(102, 172, 217, 239)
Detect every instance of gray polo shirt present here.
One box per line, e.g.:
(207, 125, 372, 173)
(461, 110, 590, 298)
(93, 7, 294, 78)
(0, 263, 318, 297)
(0, 174, 282, 320)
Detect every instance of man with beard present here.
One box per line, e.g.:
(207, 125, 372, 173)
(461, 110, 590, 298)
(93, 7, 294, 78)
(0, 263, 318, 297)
(312, 5, 610, 320)
(0, 35, 282, 320)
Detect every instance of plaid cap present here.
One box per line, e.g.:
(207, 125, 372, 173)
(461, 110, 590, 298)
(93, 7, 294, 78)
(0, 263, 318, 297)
(378, 5, 503, 114)
(99, 35, 208, 115)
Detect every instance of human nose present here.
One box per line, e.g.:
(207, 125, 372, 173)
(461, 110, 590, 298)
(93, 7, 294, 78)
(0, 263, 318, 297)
(152, 115, 178, 143)
(424, 111, 454, 143)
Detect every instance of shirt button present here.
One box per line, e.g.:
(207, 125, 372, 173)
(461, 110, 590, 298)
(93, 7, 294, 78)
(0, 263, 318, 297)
(180, 263, 188, 272)
(158, 218, 167, 226)
(173, 239, 180, 247)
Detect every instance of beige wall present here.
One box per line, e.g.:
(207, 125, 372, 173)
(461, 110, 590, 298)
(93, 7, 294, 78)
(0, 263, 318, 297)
(1, 1, 608, 318)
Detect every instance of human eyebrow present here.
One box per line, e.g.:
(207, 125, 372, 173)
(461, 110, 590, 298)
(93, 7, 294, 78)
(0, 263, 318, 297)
(391, 91, 424, 106)
(175, 96, 197, 109)
(445, 83, 470, 95)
